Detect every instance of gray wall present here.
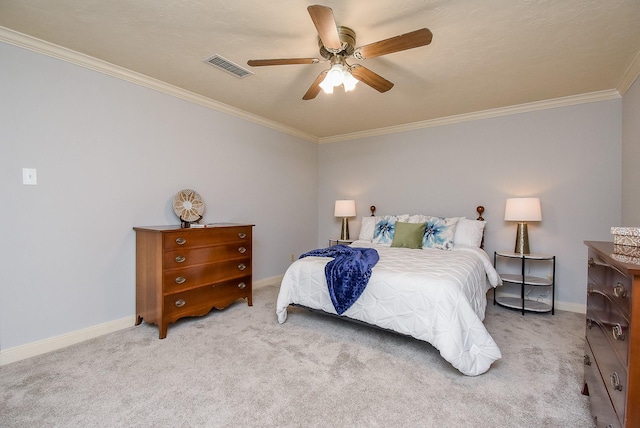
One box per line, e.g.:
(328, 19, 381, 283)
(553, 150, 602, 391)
(0, 42, 318, 350)
(1, 38, 633, 352)
(622, 77, 640, 225)
(318, 101, 622, 310)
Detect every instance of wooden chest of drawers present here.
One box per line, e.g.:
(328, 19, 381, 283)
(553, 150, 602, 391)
(134, 224, 254, 338)
(583, 241, 640, 427)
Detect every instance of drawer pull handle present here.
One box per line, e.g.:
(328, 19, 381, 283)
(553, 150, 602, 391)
(176, 237, 187, 245)
(583, 355, 591, 366)
(238, 246, 247, 254)
(238, 263, 247, 271)
(175, 276, 186, 284)
(613, 282, 628, 298)
(587, 257, 595, 268)
(175, 255, 186, 263)
(175, 299, 186, 308)
(238, 232, 247, 239)
(612, 323, 625, 341)
(586, 318, 593, 329)
(610, 372, 623, 391)
(587, 284, 593, 295)
(237, 282, 246, 289)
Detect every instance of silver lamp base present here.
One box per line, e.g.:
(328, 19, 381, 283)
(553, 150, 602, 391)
(340, 217, 350, 240)
(514, 222, 530, 254)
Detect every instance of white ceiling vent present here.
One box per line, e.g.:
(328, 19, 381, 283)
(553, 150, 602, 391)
(203, 54, 253, 78)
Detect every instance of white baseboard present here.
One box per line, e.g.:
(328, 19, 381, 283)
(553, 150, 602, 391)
(253, 274, 283, 289)
(9, 276, 584, 366)
(0, 316, 136, 366)
(1, 275, 285, 366)
(554, 300, 586, 314)
(491, 290, 586, 314)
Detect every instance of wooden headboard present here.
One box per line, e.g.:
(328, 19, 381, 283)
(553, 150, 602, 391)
(369, 205, 485, 220)
(368, 205, 486, 248)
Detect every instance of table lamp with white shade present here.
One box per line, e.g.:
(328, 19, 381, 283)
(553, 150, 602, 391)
(334, 200, 356, 240)
(504, 197, 542, 255)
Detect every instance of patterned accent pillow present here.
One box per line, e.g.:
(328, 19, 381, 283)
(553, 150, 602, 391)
(372, 215, 409, 245)
(422, 216, 461, 250)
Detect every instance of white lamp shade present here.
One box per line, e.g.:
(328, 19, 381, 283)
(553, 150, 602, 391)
(334, 200, 356, 217)
(504, 198, 542, 222)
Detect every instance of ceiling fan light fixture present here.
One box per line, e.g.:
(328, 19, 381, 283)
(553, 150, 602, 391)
(319, 78, 334, 94)
(326, 63, 345, 86)
(343, 70, 358, 92)
(320, 63, 358, 94)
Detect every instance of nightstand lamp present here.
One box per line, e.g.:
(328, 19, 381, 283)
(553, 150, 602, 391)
(335, 200, 356, 240)
(504, 197, 542, 255)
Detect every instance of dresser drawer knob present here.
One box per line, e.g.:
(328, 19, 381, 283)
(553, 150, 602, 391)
(586, 318, 593, 329)
(238, 232, 247, 239)
(175, 255, 186, 263)
(237, 282, 246, 289)
(583, 355, 591, 366)
(613, 282, 628, 298)
(612, 323, 625, 341)
(610, 372, 623, 391)
(238, 263, 247, 271)
(175, 237, 187, 245)
(175, 299, 186, 308)
(175, 276, 186, 284)
(587, 257, 595, 268)
(238, 246, 247, 254)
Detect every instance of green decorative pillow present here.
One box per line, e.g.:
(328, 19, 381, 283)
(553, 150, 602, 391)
(391, 221, 426, 249)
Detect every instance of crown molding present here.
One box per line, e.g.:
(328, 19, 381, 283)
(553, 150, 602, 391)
(617, 49, 640, 95)
(0, 26, 318, 143)
(318, 90, 621, 144)
(1, 26, 627, 146)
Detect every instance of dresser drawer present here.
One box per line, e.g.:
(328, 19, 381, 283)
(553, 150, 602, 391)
(163, 258, 251, 293)
(163, 242, 251, 268)
(164, 277, 251, 320)
(163, 226, 252, 250)
(587, 290, 629, 366)
(589, 251, 631, 315)
(584, 339, 622, 428)
(586, 314, 628, 421)
(606, 267, 631, 315)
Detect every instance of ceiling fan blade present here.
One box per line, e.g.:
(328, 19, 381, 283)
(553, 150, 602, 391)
(307, 5, 341, 51)
(350, 65, 394, 93)
(355, 28, 433, 60)
(247, 58, 320, 67)
(303, 70, 328, 100)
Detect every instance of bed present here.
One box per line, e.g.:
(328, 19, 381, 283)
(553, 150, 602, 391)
(276, 206, 502, 376)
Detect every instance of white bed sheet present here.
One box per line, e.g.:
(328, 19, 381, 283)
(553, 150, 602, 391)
(276, 240, 502, 376)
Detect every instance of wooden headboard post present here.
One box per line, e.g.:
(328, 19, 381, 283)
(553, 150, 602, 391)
(367, 204, 486, 248)
(477, 206, 485, 249)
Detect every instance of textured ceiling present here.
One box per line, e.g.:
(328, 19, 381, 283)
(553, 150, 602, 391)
(1, 0, 640, 140)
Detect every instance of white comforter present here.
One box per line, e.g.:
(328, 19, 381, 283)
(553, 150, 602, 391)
(276, 240, 502, 376)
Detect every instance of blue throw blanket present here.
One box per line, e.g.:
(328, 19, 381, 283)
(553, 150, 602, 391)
(299, 245, 379, 315)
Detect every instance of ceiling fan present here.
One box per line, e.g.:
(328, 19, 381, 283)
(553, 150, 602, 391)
(247, 5, 433, 100)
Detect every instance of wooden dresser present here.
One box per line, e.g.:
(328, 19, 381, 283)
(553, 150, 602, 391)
(134, 224, 254, 338)
(583, 241, 640, 427)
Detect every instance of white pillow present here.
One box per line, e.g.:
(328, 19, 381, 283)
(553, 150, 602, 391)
(358, 216, 380, 241)
(453, 218, 486, 247)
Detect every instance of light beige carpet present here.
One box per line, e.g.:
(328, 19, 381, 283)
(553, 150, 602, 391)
(1, 284, 594, 427)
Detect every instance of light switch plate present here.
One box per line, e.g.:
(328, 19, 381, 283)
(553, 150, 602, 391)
(23, 168, 37, 185)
